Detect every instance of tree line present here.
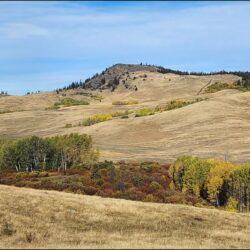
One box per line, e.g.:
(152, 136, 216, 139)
(169, 156, 250, 212)
(0, 133, 99, 172)
(55, 73, 101, 93)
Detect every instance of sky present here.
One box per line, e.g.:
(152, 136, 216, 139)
(0, 1, 250, 95)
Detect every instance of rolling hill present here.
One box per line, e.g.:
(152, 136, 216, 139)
(0, 64, 249, 164)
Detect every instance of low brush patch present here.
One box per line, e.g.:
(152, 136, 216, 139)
(90, 94, 104, 102)
(205, 81, 250, 94)
(112, 100, 139, 105)
(46, 98, 89, 110)
(205, 82, 238, 93)
(80, 114, 113, 126)
(111, 110, 133, 117)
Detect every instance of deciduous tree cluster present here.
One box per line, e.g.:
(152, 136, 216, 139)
(0, 133, 99, 172)
(169, 156, 250, 212)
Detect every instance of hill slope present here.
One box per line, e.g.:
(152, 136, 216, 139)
(0, 65, 249, 163)
(0, 185, 249, 249)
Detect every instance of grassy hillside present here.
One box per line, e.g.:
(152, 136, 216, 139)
(0, 185, 249, 249)
(1, 69, 250, 164)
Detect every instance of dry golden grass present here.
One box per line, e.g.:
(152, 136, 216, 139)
(0, 184, 249, 249)
(1, 72, 250, 164)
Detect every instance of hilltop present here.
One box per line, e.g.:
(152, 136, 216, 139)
(0, 64, 250, 163)
(0, 185, 249, 249)
(61, 63, 250, 92)
(83, 63, 159, 91)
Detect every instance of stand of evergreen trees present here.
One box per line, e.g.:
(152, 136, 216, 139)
(56, 73, 100, 93)
(0, 133, 99, 172)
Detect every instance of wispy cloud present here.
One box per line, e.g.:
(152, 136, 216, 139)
(0, 1, 250, 95)
(0, 22, 49, 39)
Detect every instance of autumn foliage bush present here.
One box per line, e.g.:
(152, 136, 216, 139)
(140, 161, 160, 172)
(81, 114, 113, 126)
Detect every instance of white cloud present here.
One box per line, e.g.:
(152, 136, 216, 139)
(0, 1, 249, 94)
(0, 22, 49, 39)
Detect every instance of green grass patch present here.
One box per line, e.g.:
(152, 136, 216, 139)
(163, 99, 193, 111)
(45, 105, 60, 111)
(90, 94, 104, 102)
(46, 98, 89, 110)
(56, 98, 89, 107)
(135, 108, 155, 117)
(112, 99, 139, 105)
(64, 123, 73, 128)
(205, 82, 238, 93)
(204, 81, 250, 94)
(134, 99, 201, 117)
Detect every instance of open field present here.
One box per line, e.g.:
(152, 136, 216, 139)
(0, 70, 249, 163)
(0, 184, 249, 249)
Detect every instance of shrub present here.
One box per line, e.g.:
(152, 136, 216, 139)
(131, 174, 145, 187)
(91, 161, 114, 179)
(111, 110, 132, 118)
(149, 181, 163, 192)
(101, 182, 113, 191)
(58, 98, 89, 107)
(26, 232, 36, 243)
(95, 178, 104, 186)
(64, 123, 73, 128)
(1, 220, 16, 236)
(114, 111, 128, 117)
(112, 100, 138, 105)
(121, 115, 129, 119)
(29, 171, 40, 178)
(144, 194, 158, 202)
(16, 172, 29, 179)
(46, 98, 89, 110)
(135, 108, 155, 117)
(45, 105, 60, 111)
(127, 100, 139, 105)
(82, 186, 98, 195)
(0, 110, 14, 115)
(91, 94, 104, 102)
(80, 176, 95, 186)
(225, 197, 237, 212)
(81, 114, 112, 126)
(140, 162, 160, 172)
(205, 82, 237, 93)
(116, 181, 126, 192)
(164, 100, 190, 111)
(39, 171, 49, 177)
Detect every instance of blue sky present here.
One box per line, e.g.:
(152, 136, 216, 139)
(0, 1, 250, 95)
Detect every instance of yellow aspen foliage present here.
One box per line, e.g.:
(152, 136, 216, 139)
(206, 176, 223, 205)
(225, 197, 238, 212)
(205, 160, 235, 205)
